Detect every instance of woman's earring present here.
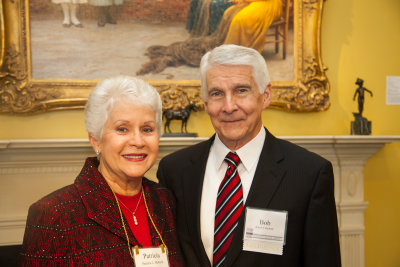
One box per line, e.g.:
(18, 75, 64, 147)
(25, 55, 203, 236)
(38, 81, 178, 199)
(95, 150, 100, 160)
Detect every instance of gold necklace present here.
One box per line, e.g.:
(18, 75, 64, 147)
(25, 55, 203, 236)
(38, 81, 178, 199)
(118, 193, 142, 225)
(110, 185, 168, 262)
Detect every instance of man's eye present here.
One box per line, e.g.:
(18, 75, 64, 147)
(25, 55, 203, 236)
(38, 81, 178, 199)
(210, 91, 222, 97)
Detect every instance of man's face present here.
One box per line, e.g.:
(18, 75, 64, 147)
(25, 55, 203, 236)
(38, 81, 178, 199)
(204, 65, 271, 150)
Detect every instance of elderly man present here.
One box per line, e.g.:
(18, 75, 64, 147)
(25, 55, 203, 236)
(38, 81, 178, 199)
(157, 44, 341, 267)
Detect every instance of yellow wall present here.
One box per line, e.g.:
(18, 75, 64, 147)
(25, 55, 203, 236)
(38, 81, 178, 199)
(322, 1, 400, 266)
(0, 0, 399, 266)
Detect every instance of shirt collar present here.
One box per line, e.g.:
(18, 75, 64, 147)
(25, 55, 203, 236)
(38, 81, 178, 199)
(213, 127, 266, 172)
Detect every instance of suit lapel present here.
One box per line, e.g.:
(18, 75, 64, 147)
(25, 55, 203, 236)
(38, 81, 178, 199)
(78, 160, 170, 248)
(75, 158, 132, 243)
(182, 136, 215, 267)
(245, 129, 286, 207)
(223, 129, 286, 266)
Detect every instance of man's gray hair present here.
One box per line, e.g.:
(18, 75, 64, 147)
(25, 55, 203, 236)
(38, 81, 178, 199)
(199, 44, 270, 100)
(84, 76, 162, 140)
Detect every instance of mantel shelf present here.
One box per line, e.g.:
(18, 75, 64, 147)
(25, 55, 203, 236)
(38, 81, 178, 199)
(1, 135, 399, 148)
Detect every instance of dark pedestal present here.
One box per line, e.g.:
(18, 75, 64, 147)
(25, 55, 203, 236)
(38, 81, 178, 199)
(351, 113, 371, 135)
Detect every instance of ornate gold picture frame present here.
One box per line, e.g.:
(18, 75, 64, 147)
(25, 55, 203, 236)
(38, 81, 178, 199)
(0, 0, 329, 114)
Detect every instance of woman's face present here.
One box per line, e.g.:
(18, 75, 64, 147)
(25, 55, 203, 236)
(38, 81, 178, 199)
(90, 100, 159, 183)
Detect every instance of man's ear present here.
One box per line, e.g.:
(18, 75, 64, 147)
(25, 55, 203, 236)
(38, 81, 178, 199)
(204, 100, 209, 114)
(88, 134, 100, 154)
(262, 83, 272, 109)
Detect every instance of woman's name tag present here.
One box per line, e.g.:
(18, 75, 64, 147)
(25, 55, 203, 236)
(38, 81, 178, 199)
(132, 246, 170, 267)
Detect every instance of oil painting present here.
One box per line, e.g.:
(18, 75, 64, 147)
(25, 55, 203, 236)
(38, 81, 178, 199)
(29, 0, 293, 82)
(0, 0, 329, 114)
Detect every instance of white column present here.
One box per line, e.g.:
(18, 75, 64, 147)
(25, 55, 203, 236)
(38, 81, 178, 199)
(284, 136, 400, 267)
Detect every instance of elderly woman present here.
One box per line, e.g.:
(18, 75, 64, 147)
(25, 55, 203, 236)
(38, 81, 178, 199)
(18, 76, 184, 266)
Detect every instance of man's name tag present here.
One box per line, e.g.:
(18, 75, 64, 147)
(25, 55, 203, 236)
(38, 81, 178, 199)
(132, 246, 170, 267)
(243, 207, 288, 255)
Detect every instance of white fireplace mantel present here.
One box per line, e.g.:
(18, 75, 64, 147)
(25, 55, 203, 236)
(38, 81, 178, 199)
(1, 136, 399, 267)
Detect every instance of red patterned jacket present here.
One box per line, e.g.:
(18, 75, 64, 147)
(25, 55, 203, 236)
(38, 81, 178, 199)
(18, 157, 184, 266)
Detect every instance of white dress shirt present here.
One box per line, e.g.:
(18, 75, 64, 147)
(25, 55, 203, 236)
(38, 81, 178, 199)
(200, 127, 266, 263)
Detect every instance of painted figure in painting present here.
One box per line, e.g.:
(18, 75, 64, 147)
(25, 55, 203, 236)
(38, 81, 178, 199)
(88, 0, 128, 27)
(224, 0, 282, 53)
(137, 0, 282, 75)
(52, 0, 87, 27)
(187, 0, 233, 36)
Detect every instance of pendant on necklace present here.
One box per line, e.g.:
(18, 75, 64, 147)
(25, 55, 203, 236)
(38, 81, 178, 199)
(133, 215, 138, 225)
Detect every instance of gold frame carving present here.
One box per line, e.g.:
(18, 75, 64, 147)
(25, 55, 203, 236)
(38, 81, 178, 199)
(0, 0, 329, 114)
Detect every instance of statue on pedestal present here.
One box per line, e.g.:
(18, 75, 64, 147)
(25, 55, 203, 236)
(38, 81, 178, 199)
(163, 103, 198, 137)
(158, 85, 202, 137)
(351, 78, 373, 135)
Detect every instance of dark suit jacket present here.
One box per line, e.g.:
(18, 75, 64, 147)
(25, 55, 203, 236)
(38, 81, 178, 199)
(19, 157, 184, 266)
(157, 128, 341, 267)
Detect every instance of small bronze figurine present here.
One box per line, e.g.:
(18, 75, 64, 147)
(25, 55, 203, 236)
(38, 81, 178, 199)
(353, 78, 373, 116)
(163, 103, 198, 136)
(351, 78, 373, 135)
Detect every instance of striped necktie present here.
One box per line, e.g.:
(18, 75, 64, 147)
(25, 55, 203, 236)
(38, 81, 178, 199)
(213, 151, 244, 267)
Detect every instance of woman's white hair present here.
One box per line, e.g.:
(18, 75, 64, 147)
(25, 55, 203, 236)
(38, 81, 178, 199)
(84, 76, 163, 140)
(199, 44, 270, 100)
